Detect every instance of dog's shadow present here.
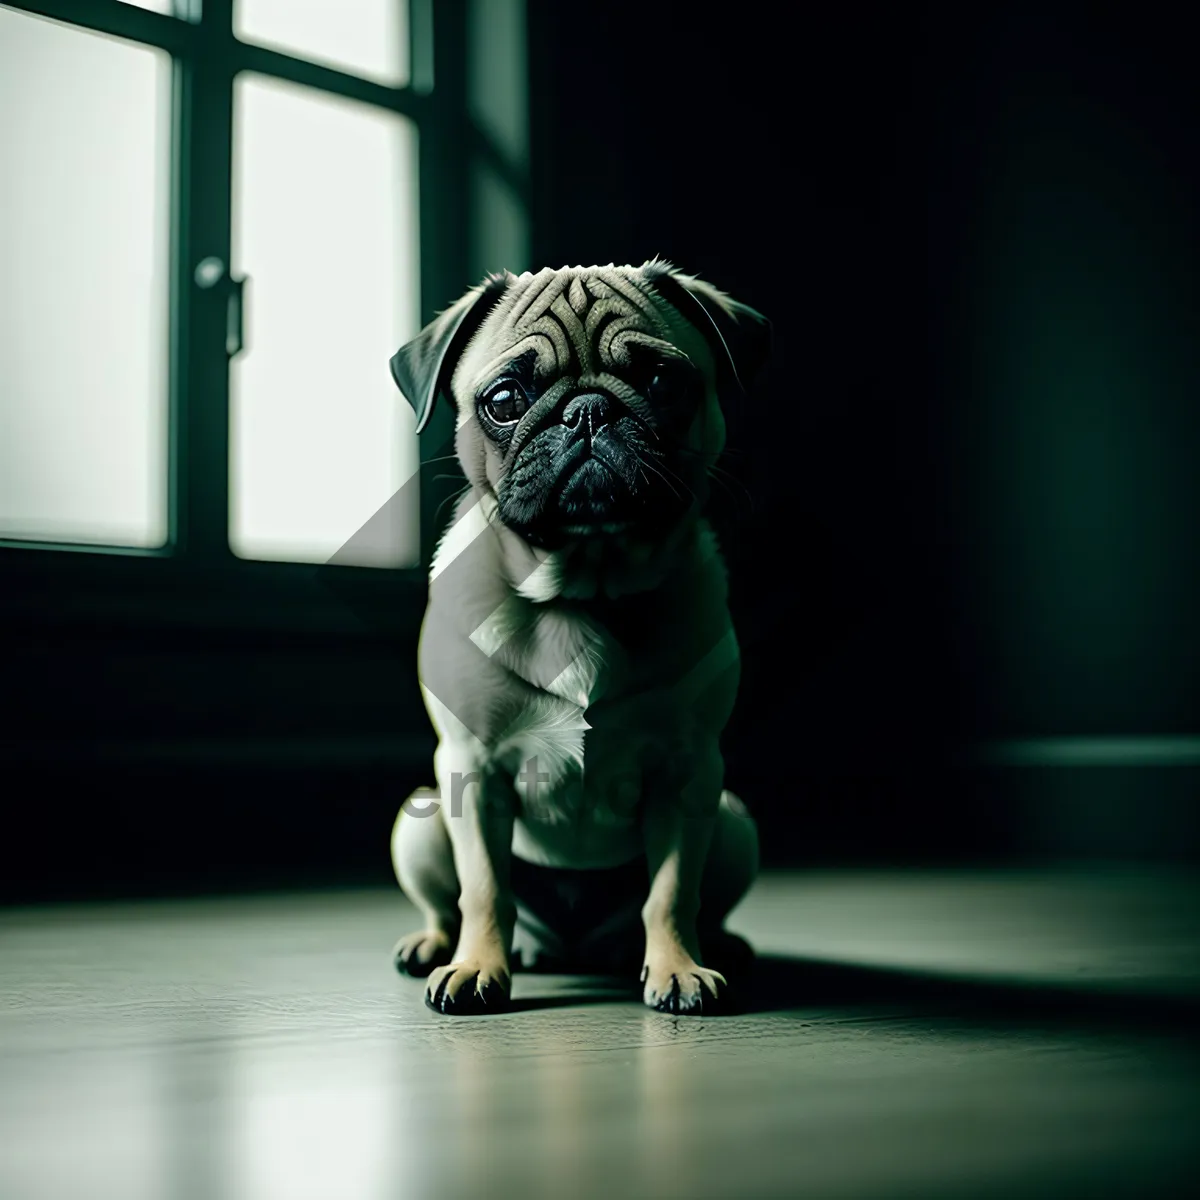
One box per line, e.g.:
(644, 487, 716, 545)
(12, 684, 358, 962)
(512, 955, 1200, 1033)
(742, 955, 1200, 1029)
(506, 984, 641, 1013)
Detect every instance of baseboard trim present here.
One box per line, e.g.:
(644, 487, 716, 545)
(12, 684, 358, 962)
(977, 737, 1200, 768)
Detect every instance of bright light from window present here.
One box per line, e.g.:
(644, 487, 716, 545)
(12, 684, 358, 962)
(0, 9, 170, 548)
(1, 1051, 165, 1200)
(228, 1046, 406, 1200)
(229, 74, 420, 567)
(235, 0, 409, 88)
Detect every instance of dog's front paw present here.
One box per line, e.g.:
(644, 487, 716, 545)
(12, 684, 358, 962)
(425, 959, 511, 1016)
(641, 953, 726, 1015)
(393, 929, 454, 978)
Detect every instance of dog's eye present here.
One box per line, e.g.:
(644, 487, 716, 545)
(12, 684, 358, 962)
(646, 370, 678, 402)
(642, 361, 697, 411)
(482, 382, 529, 425)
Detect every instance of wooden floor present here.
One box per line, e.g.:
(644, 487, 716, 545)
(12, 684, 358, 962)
(2, 868, 1198, 1199)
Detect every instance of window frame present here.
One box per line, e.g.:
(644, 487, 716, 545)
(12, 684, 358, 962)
(0, 0, 526, 638)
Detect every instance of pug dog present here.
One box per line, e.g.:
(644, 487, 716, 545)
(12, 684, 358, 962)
(388, 261, 769, 1015)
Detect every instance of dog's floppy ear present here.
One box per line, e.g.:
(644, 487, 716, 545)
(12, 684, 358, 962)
(642, 259, 771, 401)
(390, 272, 511, 433)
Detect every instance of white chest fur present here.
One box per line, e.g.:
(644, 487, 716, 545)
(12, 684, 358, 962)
(421, 509, 738, 867)
(478, 596, 617, 784)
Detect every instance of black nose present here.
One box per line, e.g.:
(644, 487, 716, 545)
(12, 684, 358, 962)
(562, 392, 616, 438)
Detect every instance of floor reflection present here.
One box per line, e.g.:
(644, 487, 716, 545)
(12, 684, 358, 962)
(1, 871, 1198, 1199)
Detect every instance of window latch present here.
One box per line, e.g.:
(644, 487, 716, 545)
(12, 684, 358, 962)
(225, 274, 247, 359)
(193, 258, 247, 359)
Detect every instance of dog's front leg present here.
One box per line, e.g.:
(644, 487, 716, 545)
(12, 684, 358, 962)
(640, 745, 726, 1014)
(424, 745, 515, 1015)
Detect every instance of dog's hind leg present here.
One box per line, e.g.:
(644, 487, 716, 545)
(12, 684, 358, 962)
(699, 791, 759, 915)
(390, 790, 460, 977)
(696, 790, 759, 979)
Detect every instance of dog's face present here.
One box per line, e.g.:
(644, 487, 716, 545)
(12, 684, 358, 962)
(392, 261, 769, 557)
(454, 265, 730, 551)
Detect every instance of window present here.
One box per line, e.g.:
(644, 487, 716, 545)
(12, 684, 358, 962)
(229, 74, 419, 567)
(0, 7, 171, 548)
(0, 0, 529, 621)
(234, 0, 409, 88)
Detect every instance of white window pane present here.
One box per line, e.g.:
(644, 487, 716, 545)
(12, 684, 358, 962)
(0, 10, 170, 548)
(230, 75, 420, 567)
(235, 0, 409, 88)
(119, 1, 174, 13)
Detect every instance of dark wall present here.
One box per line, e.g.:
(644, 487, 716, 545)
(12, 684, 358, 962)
(526, 0, 1200, 860)
(527, 2, 959, 850)
(4, 2, 1199, 905)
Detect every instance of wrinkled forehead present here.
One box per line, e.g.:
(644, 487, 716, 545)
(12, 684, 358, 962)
(453, 266, 713, 396)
